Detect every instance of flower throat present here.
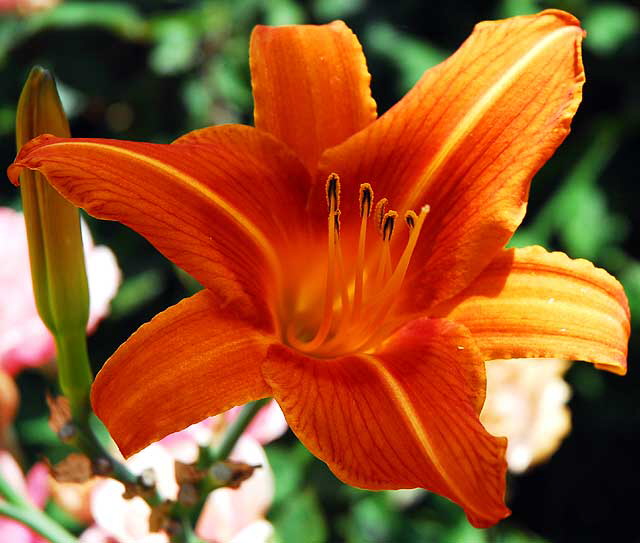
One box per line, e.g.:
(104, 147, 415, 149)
(286, 173, 429, 358)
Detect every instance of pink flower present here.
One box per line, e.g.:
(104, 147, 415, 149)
(0, 207, 121, 375)
(225, 401, 287, 446)
(480, 358, 572, 473)
(0, 0, 60, 14)
(159, 400, 287, 464)
(0, 451, 50, 543)
(195, 437, 274, 543)
(81, 415, 276, 543)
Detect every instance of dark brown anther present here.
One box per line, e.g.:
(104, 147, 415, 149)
(405, 210, 418, 230)
(359, 183, 374, 218)
(382, 211, 398, 241)
(325, 173, 340, 212)
(333, 210, 341, 238)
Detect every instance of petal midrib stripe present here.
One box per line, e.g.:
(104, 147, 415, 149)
(361, 354, 487, 514)
(41, 141, 282, 276)
(401, 25, 581, 208)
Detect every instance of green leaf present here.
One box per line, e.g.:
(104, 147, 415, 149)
(365, 22, 447, 93)
(149, 18, 199, 75)
(584, 3, 639, 55)
(313, 0, 365, 20)
(263, 0, 306, 25)
(346, 494, 400, 543)
(109, 269, 164, 318)
(497, 0, 540, 18)
(267, 442, 314, 507)
(272, 488, 327, 543)
(24, 2, 147, 40)
(618, 259, 640, 322)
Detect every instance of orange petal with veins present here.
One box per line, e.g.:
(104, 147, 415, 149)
(432, 246, 630, 375)
(251, 20, 377, 174)
(91, 290, 274, 457)
(9, 126, 310, 322)
(320, 10, 585, 310)
(263, 318, 509, 528)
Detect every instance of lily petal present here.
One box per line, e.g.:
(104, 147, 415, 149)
(9, 126, 310, 319)
(91, 289, 274, 457)
(263, 318, 509, 528)
(431, 246, 630, 375)
(251, 20, 377, 174)
(320, 10, 585, 308)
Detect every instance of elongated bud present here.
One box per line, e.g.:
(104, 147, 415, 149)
(16, 67, 92, 416)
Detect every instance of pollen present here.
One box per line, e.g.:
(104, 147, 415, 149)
(286, 173, 430, 357)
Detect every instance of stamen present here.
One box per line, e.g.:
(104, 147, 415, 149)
(334, 231, 352, 328)
(359, 183, 373, 218)
(374, 198, 388, 235)
(343, 205, 430, 354)
(353, 183, 374, 320)
(381, 211, 398, 242)
(287, 178, 431, 359)
(289, 175, 343, 352)
(381, 205, 431, 308)
(333, 210, 341, 238)
(405, 210, 418, 230)
(375, 210, 397, 289)
(326, 173, 340, 213)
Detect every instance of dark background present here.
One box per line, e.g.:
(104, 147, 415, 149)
(1, 1, 638, 541)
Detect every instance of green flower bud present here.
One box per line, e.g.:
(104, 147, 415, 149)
(16, 67, 92, 414)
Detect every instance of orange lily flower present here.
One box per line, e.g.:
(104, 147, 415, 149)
(8, 10, 629, 528)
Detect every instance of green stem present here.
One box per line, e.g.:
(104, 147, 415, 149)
(0, 470, 31, 508)
(54, 329, 93, 423)
(178, 516, 206, 543)
(82, 420, 164, 508)
(0, 501, 78, 543)
(214, 398, 270, 461)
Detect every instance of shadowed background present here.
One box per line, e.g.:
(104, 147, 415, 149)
(1, 1, 638, 541)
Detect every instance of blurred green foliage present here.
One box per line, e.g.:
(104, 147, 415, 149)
(1, 0, 638, 542)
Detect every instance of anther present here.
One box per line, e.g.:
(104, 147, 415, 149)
(374, 198, 388, 235)
(405, 210, 418, 230)
(359, 183, 374, 218)
(382, 211, 398, 241)
(326, 173, 340, 212)
(333, 210, 341, 238)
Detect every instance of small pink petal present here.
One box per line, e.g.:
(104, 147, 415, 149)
(0, 452, 49, 543)
(229, 519, 274, 543)
(196, 436, 274, 542)
(90, 445, 175, 542)
(25, 462, 50, 509)
(225, 400, 287, 445)
(0, 519, 36, 543)
(0, 451, 28, 497)
(159, 417, 222, 464)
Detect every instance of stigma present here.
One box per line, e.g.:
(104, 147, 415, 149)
(285, 173, 429, 357)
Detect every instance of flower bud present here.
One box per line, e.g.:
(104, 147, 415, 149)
(16, 67, 92, 414)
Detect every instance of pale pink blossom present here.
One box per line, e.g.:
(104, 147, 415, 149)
(0, 207, 121, 375)
(0, 0, 60, 14)
(225, 401, 287, 446)
(160, 400, 287, 464)
(195, 437, 274, 543)
(0, 451, 50, 543)
(480, 358, 572, 473)
(81, 430, 275, 543)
